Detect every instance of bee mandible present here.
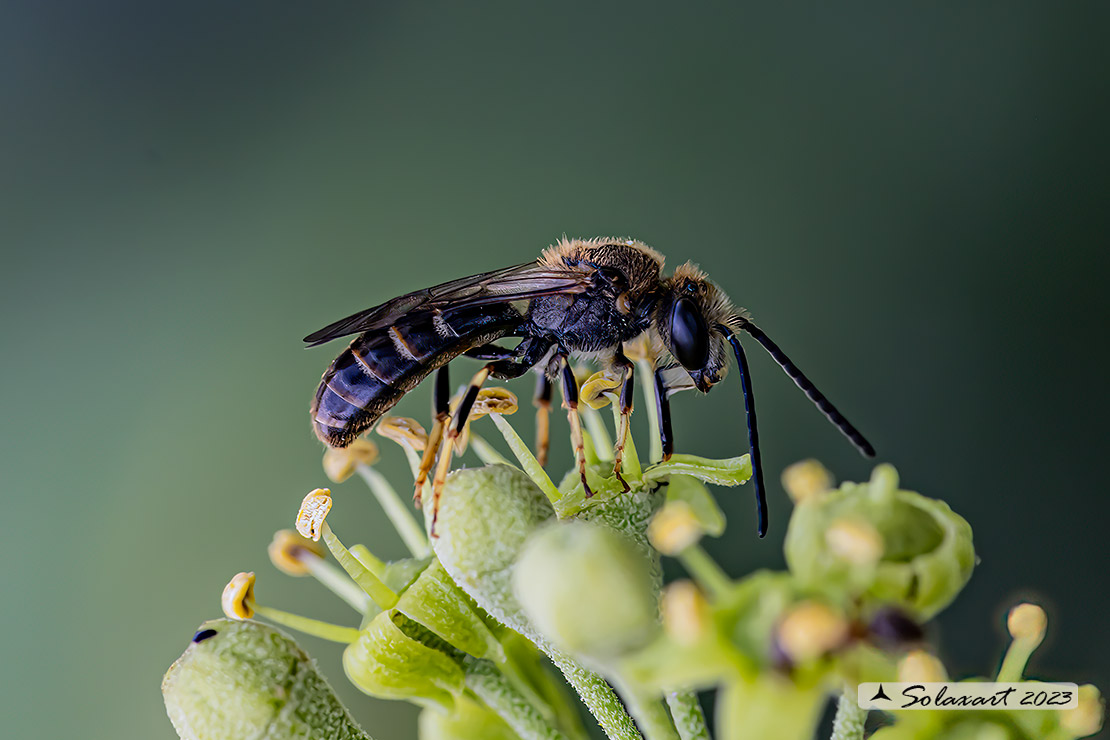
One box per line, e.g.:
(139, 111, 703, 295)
(305, 237, 875, 537)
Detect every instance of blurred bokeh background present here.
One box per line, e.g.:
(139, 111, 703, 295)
(2, 2, 1107, 738)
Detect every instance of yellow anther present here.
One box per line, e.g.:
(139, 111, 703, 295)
(322, 439, 379, 483)
(648, 501, 703, 555)
(661, 580, 711, 646)
(376, 416, 428, 451)
(470, 387, 519, 418)
(776, 600, 849, 662)
(897, 649, 948, 683)
(1007, 603, 1047, 646)
(623, 334, 659, 363)
(296, 488, 333, 541)
(781, 459, 834, 503)
(825, 516, 884, 566)
(580, 370, 623, 410)
(221, 572, 256, 620)
(1060, 684, 1104, 738)
(268, 529, 326, 576)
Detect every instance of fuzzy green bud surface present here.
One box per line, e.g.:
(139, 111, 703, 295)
(163, 619, 370, 740)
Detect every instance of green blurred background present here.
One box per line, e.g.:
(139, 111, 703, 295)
(3, 2, 1107, 738)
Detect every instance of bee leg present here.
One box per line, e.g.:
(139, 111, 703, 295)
(612, 351, 634, 492)
(430, 364, 492, 535)
(558, 353, 595, 497)
(653, 368, 674, 462)
(533, 373, 552, 467)
(414, 365, 451, 507)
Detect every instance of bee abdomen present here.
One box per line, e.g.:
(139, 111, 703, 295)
(311, 308, 518, 447)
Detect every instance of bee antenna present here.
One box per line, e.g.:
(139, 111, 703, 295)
(718, 325, 768, 538)
(734, 319, 876, 459)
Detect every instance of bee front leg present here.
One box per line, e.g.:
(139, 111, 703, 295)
(414, 365, 451, 507)
(612, 350, 634, 493)
(558, 352, 595, 497)
(653, 368, 674, 462)
(430, 364, 492, 535)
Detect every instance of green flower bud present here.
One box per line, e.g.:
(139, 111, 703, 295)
(343, 609, 466, 710)
(432, 464, 556, 639)
(418, 696, 519, 740)
(514, 520, 660, 663)
(163, 619, 371, 740)
(784, 464, 975, 619)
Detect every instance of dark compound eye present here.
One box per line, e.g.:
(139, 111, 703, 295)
(670, 297, 709, 370)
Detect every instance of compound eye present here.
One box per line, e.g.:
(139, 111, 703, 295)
(670, 297, 709, 370)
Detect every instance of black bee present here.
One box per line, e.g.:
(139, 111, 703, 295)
(305, 237, 874, 536)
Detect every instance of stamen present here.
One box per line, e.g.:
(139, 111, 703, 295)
(221, 572, 256, 620)
(661, 580, 710, 646)
(1060, 685, 1104, 737)
(580, 370, 622, 410)
(781, 459, 834, 504)
(322, 439, 379, 483)
(997, 602, 1048, 682)
(267, 529, 326, 576)
(376, 416, 428, 452)
(489, 413, 562, 505)
(897, 650, 948, 682)
(296, 488, 333, 542)
(825, 517, 884, 566)
(355, 464, 430, 559)
(219, 574, 357, 647)
(648, 501, 703, 555)
(775, 601, 849, 663)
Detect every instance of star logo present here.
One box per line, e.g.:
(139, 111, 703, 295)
(870, 684, 891, 702)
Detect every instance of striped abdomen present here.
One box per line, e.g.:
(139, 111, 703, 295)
(311, 305, 521, 447)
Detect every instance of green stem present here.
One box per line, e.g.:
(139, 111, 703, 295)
(356, 464, 430, 558)
(612, 678, 679, 740)
(464, 659, 572, 740)
(678, 544, 733, 601)
(665, 692, 710, 740)
(491, 414, 562, 505)
(637, 360, 663, 464)
(471, 433, 513, 466)
(303, 556, 373, 613)
(829, 689, 867, 740)
(548, 649, 644, 740)
(321, 524, 399, 609)
(582, 406, 614, 462)
(997, 637, 1036, 682)
(252, 605, 361, 643)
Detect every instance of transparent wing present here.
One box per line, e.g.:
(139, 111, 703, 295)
(303, 260, 592, 346)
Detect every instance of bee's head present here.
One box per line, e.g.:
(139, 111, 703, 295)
(656, 263, 743, 392)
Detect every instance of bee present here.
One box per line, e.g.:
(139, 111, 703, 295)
(306, 237, 874, 536)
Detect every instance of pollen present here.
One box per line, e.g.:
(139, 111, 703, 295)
(825, 516, 884, 566)
(296, 488, 333, 541)
(780, 459, 833, 503)
(1060, 684, 1104, 737)
(580, 370, 623, 410)
(897, 649, 948, 682)
(322, 438, 379, 483)
(268, 529, 326, 576)
(1007, 602, 1047, 646)
(661, 580, 711, 646)
(221, 572, 256, 620)
(470, 387, 519, 418)
(776, 600, 849, 663)
(648, 501, 703, 555)
(376, 416, 428, 451)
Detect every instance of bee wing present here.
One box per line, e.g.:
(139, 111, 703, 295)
(303, 261, 592, 346)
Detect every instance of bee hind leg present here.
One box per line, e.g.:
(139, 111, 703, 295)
(533, 373, 552, 467)
(414, 365, 451, 507)
(430, 364, 492, 535)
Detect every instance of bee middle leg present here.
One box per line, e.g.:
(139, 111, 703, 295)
(557, 351, 595, 497)
(611, 350, 634, 492)
(653, 368, 675, 462)
(533, 374, 552, 467)
(430, 364, 492, 535)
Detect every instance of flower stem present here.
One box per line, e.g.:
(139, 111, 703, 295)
(665, 692, 710, 740)
(321, 523, 399, 609)
(252, 605, 361, 643)
(612, 677, 679, 740)
(637, 360, 663, 464)
(491, 414, 562, 505)
(678, 544, 733, 601)
(829, 689, 867, 740)
(582, 406, 614, 462)
(464, 658, 573, 740)
(548, 649, 645, 740)
(356, 464, 430, 558)
(302, 556, 373, 613)
(471, 433, 513, 466)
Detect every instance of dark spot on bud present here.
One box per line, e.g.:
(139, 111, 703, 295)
(192, 628, 218, 644)
(868, 607, 924, 647)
